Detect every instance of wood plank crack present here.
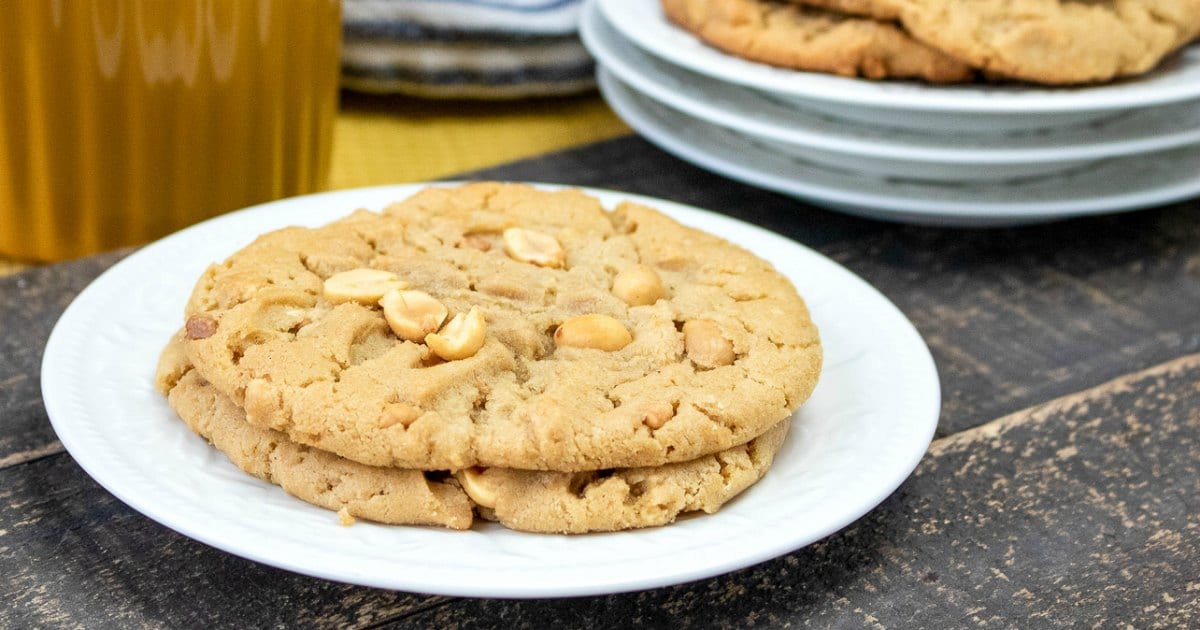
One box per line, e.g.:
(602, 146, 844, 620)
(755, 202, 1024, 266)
(930, 350, 1200, 456)
(0, 440, 64, 471)
(356, 598, 452, 630)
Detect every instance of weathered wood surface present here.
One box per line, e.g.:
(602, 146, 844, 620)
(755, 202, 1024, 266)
(394, 355, 1200, 629)
(2, 136, 1199, 627)
(0, 455, 444, 628)
(0, 250, 129, 467)
(3, 353, 1196, 627)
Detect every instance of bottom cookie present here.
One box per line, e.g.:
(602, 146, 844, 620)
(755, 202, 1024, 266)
(157, 335, 791, 533)
(456, 421, 788, 533)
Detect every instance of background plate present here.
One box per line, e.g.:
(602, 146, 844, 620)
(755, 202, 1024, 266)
(43, 184, 940, 598)
(580, 4, 1200, 168)
(596, 0, 1200, 132)
(598, 70, 1200, 226)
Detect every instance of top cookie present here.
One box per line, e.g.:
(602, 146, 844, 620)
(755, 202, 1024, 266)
(887, 0, 1199, 83)
(178, 183, 821, 471)
(662, 0, 974, 83)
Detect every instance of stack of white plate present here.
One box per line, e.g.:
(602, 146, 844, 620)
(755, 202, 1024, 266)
(581, 0, 1200, 226)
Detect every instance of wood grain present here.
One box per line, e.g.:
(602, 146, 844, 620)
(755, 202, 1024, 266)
(0, 250, 128, 468)
(821, 208, 1200, 435)
(0, 455, 442, 629)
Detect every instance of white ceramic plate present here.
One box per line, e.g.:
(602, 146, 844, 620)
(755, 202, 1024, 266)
(42, 183, 940, 598)
(580, 3, 1200, 183)
(596, 0, 1200, 133)
(598, 70, 1200, 226)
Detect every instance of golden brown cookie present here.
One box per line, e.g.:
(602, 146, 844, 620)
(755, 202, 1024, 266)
(175, 183, 822, 471)
(455, 419, 789, 533)
(889, 0, 1200, 83)
(787, 0, 1200, 83)
(157, 339, 475, 529)
(661, 0, 974, 83)
(156, 335, 793, 533)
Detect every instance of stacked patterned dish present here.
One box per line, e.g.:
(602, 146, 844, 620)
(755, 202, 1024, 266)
(582, 0, 1200, 226)
(341, 0, 593, 98)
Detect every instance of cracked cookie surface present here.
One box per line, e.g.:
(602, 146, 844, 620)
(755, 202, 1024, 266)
(786, 0, 900, 20)
(661, 0, 974, 83)
(156, 338, 792, 533)
(175, 182, 821, 471)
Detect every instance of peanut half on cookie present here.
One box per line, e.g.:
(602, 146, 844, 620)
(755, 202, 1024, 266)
(158, 183, 822, 532)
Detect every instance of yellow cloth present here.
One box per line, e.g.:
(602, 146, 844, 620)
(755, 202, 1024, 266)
(0, 92, 629, 276)
(331, 91, 629, 188)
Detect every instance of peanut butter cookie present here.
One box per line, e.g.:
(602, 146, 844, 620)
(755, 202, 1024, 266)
(784, 0, 1200, 83)
(891, 0, 1200, 83)
(454, 419, 789, 533)
(156, 337, 475, 529)
(661, 0, 974, 83)
(175, 183, 821, 471)
(157, 336, 792, 533)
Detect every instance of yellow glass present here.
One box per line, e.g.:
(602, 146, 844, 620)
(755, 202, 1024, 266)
(0, 0, 341, 261)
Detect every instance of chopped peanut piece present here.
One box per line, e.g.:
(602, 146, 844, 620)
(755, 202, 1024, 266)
(323, 268, 409, 305)
(683, 320, 735, 368)
(502, 227, 564, 268)
(379, 402, 422, 429)
(456, 467, 498, 508)
(612, 265, 665, 306)
(426, 307, 486, 360)
(381, 289, 448, 342)
(641, 401, 675, 430)
(185, 314, 218, 340)
(554, 314, 632, 351)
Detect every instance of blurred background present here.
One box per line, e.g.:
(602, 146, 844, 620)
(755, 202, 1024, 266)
(0, 0, 627, 269)
(332, 0, 626, 185)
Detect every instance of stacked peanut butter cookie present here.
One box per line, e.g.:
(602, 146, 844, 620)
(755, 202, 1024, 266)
(154, 183, 822, 533)
(662, 0, 1200, 84)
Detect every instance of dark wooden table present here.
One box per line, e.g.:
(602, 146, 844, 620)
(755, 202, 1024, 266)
(3, 136, 1199, 628)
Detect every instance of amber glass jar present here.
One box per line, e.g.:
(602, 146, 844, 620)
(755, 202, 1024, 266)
(0, 0, 341, 260)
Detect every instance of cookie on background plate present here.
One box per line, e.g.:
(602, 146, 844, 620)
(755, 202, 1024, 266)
(788, 0, 1200, 84)
(175, 183, 821, 472)
(890, 0, 1200, 84)
(660, 0, 974, 83)
(156, 338, 793, 534)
